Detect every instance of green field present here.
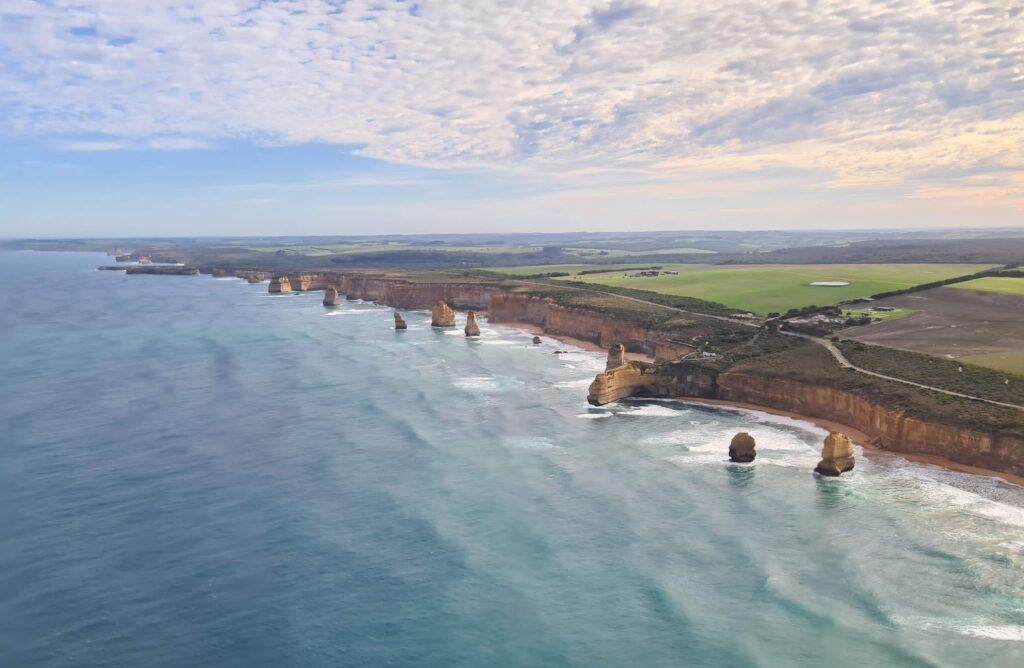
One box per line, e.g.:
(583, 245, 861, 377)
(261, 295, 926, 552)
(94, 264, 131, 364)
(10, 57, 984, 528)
(559, 264, 995, 314)
(949, 276, 1024, 296)
(962, 351, 1024, 375)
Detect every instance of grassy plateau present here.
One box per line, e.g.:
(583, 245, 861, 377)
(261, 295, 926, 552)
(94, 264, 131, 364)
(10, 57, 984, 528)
(548, 263, 995, 314)
(949, 276, 1024, 296)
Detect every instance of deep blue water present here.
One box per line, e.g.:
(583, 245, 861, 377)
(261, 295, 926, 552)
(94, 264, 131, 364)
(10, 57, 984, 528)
(2, 251, 1023, 667)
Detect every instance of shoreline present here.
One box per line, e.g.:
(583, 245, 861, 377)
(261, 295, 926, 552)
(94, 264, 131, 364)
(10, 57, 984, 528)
(98, 264, 1024, 488)
(672, 397, 1024, 488)
(489, 315, 1023, 487)
(502, 320, 655, 363)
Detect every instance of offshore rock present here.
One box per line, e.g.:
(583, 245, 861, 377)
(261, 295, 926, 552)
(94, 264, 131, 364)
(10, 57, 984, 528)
(394, 312, 408, 330)
(323, 286, 340, 306)
(533, 336, 542, 344)
(294, 275, 313, 291)
(815, 432, 856, 476)
(729, 432, 757, 462)
(269, 276, 292, 293)
(606, 343, 626, 370)
(431, 300, 456, 327)
(464, 311, 481, 337)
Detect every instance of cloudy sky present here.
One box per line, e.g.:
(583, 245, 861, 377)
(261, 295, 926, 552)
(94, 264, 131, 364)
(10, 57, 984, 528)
(2, 0, 1022, 236)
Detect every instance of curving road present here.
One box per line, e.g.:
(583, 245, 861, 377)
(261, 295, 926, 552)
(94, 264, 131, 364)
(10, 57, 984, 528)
(780, 330, 1024, 411)
(522, 279, 1024, 411)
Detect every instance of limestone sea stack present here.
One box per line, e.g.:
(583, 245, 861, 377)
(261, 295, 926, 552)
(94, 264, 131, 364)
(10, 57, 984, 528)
(533, 336, 542, 344)
(729, 432, 757, 462)
(815, 432, 856, 476)
(323, 286, 340, 306)
(394, 312, 408, 330)
(295, 275, 313, 291)
(606, 343, 626, 370)
(269, 276, 292, 293)
(431, 301, 456, 327)
(464, 311, 481, 337)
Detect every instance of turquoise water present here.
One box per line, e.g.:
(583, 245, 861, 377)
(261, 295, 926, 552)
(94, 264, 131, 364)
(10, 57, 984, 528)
(2, 251, 1023, 667)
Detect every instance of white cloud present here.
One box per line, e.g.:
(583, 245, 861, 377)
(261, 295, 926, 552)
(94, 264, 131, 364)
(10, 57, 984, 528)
(2, 0, 1023, 190)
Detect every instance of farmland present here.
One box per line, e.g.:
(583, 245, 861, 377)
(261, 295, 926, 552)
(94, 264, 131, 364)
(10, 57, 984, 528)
(553, 263, 994, 314)
(949, 276, 1024, 296)
(843, 287, 1024, 374)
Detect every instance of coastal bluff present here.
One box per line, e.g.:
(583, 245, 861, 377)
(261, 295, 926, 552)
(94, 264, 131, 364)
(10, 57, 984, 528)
(586, 361, 1024, 478)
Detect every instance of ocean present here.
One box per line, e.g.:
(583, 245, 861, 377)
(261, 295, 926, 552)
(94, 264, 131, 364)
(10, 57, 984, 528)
(2, 251, 1023, 667)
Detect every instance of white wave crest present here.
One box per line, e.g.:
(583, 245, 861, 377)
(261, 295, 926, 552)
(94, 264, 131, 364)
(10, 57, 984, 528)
(958, 625, 1024, 641)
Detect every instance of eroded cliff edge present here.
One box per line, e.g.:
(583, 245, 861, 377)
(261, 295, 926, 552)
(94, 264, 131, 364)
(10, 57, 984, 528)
(588, 353, 1024, 478)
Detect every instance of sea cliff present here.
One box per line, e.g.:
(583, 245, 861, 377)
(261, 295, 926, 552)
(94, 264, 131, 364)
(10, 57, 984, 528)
(338, 274, 500, 310)
(112, 264, 1023, 480)
(488, 294, 690, 358)
(588, 362, 1024, 478)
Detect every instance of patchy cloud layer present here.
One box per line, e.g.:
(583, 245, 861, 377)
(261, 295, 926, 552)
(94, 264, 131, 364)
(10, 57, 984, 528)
(2, 0, 1023, 188)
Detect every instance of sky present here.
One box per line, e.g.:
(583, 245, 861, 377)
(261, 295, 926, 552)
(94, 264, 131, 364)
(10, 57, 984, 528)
(1, 0, 1023, 237)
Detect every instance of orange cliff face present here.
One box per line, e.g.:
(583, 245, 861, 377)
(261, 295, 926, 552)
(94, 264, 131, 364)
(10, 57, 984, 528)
(488, 294, 675, 357)
(586, 361, 1024, 478)
(338, 274, 500, 310)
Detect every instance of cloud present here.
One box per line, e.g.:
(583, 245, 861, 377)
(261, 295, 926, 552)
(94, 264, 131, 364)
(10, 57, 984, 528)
(2, 0, 1022, 191)
(52, 137, 209, 151)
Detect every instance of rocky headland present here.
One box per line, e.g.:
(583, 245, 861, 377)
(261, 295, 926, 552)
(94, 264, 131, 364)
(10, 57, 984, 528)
(586, 352, 1024, 479)
(268, 276, 292, 293)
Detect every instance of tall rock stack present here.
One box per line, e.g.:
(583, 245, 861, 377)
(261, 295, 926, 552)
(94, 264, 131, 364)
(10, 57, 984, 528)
(323, 286, 340, 306)
(606, 343, 626, 370)
(464, 311, 481, 337)
(431, 301, 456, 327)
(269, 276, 292, 293)
(295, 275, 313, 291)
(729, 432, 757, 462)
(394, 312, 408, 330)
(815, 432, 856, 476)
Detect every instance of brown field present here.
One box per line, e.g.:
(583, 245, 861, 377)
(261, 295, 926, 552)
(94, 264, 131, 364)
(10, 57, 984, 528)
(842, 287, 1024, 372)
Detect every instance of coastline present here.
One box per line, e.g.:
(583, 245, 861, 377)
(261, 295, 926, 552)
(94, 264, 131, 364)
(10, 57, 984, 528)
(672, 397, 1024, 488)
(91, 263, 1024, 488)
(505, 320, 655, 363)
(488, 316, 1023, 486)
